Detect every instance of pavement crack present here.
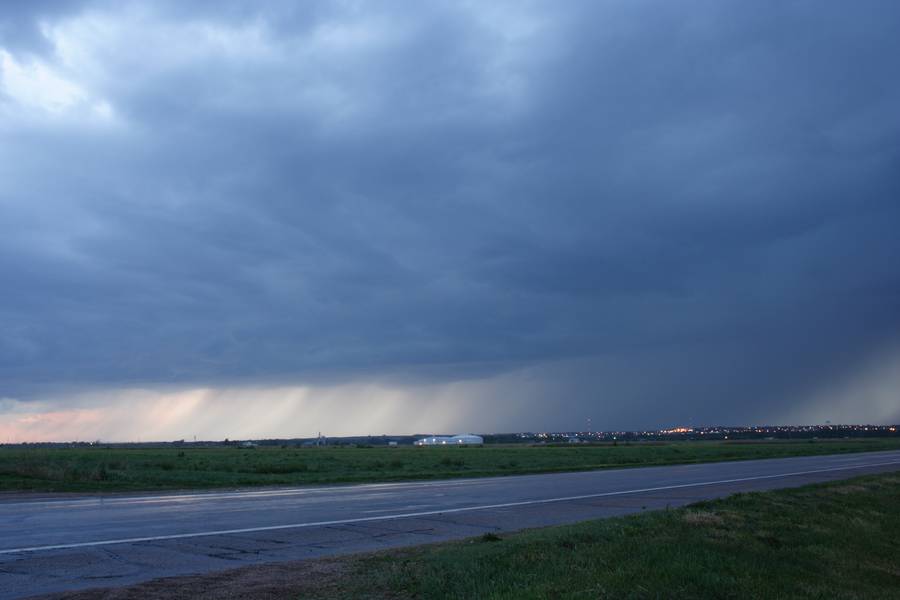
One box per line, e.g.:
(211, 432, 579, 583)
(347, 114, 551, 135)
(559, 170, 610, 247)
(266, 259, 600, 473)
(204, 545, 261, 556)
(100, 546, 139, 566)
(417, 515, 500, 531)
(246, 537, 289, 545)
(343, 522, 437, 536)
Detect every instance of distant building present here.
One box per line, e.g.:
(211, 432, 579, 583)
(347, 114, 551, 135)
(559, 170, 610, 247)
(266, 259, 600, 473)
(414, 434, 484, 446)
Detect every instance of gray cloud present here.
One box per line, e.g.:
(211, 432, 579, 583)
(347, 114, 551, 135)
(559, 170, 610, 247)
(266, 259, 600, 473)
(1, 0, 899, 437)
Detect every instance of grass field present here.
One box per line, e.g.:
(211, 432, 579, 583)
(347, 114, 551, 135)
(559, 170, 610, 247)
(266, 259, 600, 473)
(2, 438, 899, 493)
(328, 471, 900, 599)
(54, 471, 900, 599)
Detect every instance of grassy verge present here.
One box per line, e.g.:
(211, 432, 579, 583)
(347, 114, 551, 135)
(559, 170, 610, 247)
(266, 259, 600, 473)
(2, 438, 899, 493)
(53, 471, 900, 599)
(335, 472, 900, 599)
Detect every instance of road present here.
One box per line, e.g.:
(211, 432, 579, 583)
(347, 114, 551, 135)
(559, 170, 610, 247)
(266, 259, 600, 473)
(2, 449, 899, 599)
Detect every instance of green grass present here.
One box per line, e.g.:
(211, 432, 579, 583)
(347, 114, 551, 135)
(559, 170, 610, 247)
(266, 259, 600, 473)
(331, 472, 900, 599)
(1, 438, 898, 493)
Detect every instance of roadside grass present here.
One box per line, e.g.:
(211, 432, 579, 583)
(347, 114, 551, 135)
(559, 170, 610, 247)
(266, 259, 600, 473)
(1, 438, 899, 493)
(332, 472, 900, 599)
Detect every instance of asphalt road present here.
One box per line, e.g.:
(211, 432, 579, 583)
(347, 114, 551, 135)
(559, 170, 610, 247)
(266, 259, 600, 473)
(2, 449, 899, 599)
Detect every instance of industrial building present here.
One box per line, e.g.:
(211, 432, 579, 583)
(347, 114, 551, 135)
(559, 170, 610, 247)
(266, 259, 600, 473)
(414, 434, 484, 446)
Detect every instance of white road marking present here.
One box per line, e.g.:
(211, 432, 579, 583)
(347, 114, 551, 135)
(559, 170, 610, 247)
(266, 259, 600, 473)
(361, 504, 435, 514)
(1, 458, 898, 555)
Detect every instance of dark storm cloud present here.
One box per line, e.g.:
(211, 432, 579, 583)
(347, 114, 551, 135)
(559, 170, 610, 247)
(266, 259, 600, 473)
(1, 0, 899, 429)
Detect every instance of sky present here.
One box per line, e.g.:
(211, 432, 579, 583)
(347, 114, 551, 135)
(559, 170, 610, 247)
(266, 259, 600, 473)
(1, 1, 899, 442)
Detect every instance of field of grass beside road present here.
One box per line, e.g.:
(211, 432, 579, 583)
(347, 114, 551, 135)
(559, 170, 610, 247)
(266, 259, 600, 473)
(329, 471, 900, 599)
(2, 438, 899, 493)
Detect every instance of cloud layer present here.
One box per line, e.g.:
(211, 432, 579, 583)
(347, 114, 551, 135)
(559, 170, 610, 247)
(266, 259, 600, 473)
(2, 1, 899, 440)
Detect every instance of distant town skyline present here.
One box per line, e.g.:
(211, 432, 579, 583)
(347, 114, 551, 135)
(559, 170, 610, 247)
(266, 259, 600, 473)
(5, 423, 897, 447)
(2, 1, 900, 442)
